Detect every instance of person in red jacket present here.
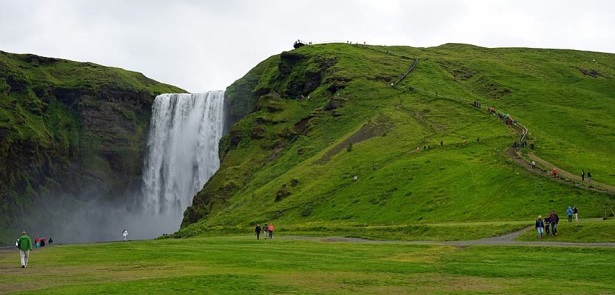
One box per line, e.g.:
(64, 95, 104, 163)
(268, 223, 274, 239)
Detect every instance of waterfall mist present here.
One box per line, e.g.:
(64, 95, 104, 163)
(13, 91, 225, 244)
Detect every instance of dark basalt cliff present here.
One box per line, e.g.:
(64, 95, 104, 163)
(0, 51, 184, 240)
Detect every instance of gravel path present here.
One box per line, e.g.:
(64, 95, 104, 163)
(288, 226, 615, 248)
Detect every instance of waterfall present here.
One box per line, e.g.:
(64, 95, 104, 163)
(141, 91, 225, 234)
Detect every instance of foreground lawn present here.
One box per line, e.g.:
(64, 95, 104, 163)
(1, 235, 614, 294)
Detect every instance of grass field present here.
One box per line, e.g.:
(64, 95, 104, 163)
(2, 231, 615, 294)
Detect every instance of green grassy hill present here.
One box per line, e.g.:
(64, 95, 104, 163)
(181, 43, 615, 237)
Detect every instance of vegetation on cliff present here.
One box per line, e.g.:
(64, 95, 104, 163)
(0, 51, 183, 242)
(181, 43, 615, 237)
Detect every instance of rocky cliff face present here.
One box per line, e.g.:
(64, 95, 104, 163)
(0, 51, 184, 242)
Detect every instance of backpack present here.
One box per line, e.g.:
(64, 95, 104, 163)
(16, 239, 20, 248)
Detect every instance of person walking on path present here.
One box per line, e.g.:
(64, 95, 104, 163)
(581, 170, 585, 181)
(535, 216, 545, 239)
(17, 230, 33, 268)
(268, 223, 274, 239)
(549, 211, 560, 236)
(122, 229, 128, 241)
(531, 160, 536, 169)
(573, 206, 579, 222)
(566, 206, 573, 222)
(263, 223, 269, 239)
(255, 224, 262, 240)
(587, 171, 592, 183)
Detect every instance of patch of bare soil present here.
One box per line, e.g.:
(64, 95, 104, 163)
(315, 117, 393, 164)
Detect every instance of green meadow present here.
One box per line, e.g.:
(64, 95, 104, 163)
(2, 228, 615, 294)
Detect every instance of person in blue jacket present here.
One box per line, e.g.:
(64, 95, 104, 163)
(535, 216, 545, 239)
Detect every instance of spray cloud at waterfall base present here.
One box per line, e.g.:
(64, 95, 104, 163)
(17, 91, 225, 243)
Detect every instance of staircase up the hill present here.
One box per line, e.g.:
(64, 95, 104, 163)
(391, 58, 419, 87)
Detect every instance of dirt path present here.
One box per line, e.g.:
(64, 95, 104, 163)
(507, 148, 615, 195)
(291, 226, 615, 248)
(527, 152, 615, 193)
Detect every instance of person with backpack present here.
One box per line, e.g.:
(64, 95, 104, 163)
(17, 230, 33, 268)
(573, 206, 579, 222)
(566, 206, 574, 222)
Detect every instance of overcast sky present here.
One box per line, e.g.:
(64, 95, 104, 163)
(2, 0, 614, 92)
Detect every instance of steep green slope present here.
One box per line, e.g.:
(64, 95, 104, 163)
(0, 51, 183, 241)
(181, 43, 615, 236)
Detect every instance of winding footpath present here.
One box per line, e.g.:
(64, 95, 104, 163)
(289, 225, 615, 248)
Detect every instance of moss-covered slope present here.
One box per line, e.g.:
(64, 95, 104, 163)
(0, 51, 184, 236)
(181, 43, 615, 236)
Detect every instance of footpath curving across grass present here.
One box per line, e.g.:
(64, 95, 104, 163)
(1, 235, 615, 294)
(265, 221, 530, 241)
(516, 218, 615, 243)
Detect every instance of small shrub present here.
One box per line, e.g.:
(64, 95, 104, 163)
(275, 189, 291, 202)
(301, 206, 313, 217)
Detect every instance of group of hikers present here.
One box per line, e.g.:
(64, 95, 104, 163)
(550, 168, 593, 184)
(34, 236, 52, 247)
(535, 206, 579, 239)
(254, 223, 274, 240)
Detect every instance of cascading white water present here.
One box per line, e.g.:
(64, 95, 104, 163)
(141, 91, 225, 234)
